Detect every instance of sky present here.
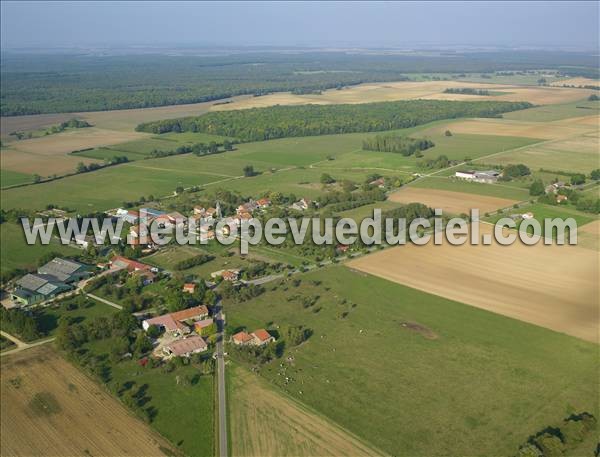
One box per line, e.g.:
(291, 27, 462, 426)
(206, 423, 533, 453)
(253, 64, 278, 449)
(1, 1, 598, 50)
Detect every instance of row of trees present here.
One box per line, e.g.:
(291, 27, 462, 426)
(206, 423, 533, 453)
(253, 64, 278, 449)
(362, 134, 435, 156)
(136, 100, 533, 141)
(173, 254, 215, 271)
(443, 88, 491, 96)
(75, 156, 129, 174)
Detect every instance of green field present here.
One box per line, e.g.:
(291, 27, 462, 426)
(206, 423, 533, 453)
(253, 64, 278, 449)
(0, 222, 81, 273)
(316, 133, 539, 172)
(0, 123, 541, 214)
(83, 338, 214, 457)
(36, 297, 119, 338)
(503, 99, 600, 121)
(410, 176, 530, 200)
(1, 169, 33, 188)
(0, 157, 231, 212)
(225, 266, 599, 457)
(477, 139, 599, 175)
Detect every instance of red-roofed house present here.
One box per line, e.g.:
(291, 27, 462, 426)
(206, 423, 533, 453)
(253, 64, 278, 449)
(232, 331, 254, 346)
(182, 283, 196, 294)
(110, 256, 152, 273)
(194, 318, 216, 336)
(256, 198, 271, 208)
(251, 329, 275, 346)
(142, 305, 209, 335)
(163, 335, 207, 358)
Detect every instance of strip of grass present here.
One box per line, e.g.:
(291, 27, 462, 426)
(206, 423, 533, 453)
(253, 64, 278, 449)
(410, 176, 530, 200)
(1, 169, 33, 187)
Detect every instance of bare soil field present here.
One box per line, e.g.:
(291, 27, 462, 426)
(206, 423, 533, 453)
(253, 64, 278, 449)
(348, 224, 599, 343)
(1, 345, 176, 457)
(485, 130, 600, 173)
(212, 81, 590, 111)
(1, 128, 147, 176)
(1, 147, 101, 176)
(550, 77, 600, 87)
(388, 187, 518, 215)
(1, 95, 252, 136)
(576, 220, 600, 251)
(229, 364, 382, 457)
(428, 115, 599, 140)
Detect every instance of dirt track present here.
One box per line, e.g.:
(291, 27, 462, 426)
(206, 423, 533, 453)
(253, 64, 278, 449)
(388, 187, 517, 215)
(1, 346, 176, 457)
(348, 225, 599, 343)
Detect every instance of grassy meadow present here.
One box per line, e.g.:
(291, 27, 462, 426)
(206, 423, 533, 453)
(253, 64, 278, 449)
(1, 169, 33, 188)
(82, 338, 215, 457)
(225, 266, 599, 457)
(0, 222, 81, 273)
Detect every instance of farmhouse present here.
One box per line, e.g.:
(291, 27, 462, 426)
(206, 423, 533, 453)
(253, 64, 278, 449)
(163, 335, 208, 358)
(237, 200, 258, 215)
(556, 194, 568, 203)
(116, 208, 139, 224)
(166, 211, 187, 227)
(212, 269, 241, 281)
(291, 198, 312, 211)
(454, 170, 500, 183)
(370, 177, 386, 188)
(194, 318, 215, 336)
(232, 331, 254, 345)
(11, 273, 72, 306)
(182, 283, 196, 294)
(231, 329, 275, 346)
(237, 211, 253, 222)
(251, 329, 275, 346)
(139, 207, 166, 219)
(142, 305, 210, 335)
(38, 258, 91, 283)
(256, 198, 271, 208)
(110, 256, 154, 274)
(522, 212, 535, 219)
(546, 181, 568, 194)
(194, 206, 206, 215)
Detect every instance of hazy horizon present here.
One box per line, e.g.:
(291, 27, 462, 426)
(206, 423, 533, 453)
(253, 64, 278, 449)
(1, 1, 599, 51)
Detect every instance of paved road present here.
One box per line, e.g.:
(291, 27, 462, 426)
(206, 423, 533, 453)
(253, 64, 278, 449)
(1, 330, 55, 357)
(215, 305, 228, 457)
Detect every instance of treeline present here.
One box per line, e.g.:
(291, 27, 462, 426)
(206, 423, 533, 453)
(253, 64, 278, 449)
(148, 140, 234, 159)
(362, 134, 435, 155)
(75, 156, 129, 174)
(444, 88, 491, 95)
(173, 254, 215, 271)
(0, 307, 40, 341)
(136, 100, 533, 142)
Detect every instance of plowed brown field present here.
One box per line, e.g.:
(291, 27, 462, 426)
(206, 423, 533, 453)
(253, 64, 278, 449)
(0, 345, 176, 457)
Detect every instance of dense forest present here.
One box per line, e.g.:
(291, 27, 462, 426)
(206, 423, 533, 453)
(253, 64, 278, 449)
(1, 50, 597, 115)
(362, 134, 435, 155)
(136, 99, 533, 141)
